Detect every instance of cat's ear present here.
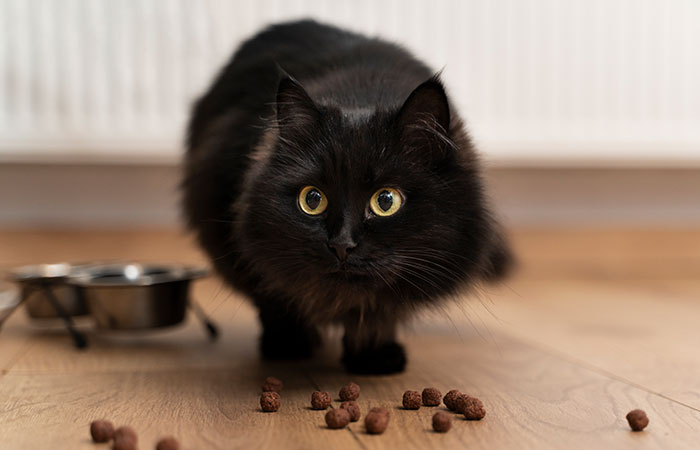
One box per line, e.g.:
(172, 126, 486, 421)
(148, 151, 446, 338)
(276, 76, 320, 131)
(396, 77, 451, 149)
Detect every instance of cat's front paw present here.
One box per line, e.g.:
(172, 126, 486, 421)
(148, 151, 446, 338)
(342, 341, 407, 374)
(260, 326, 321, 360)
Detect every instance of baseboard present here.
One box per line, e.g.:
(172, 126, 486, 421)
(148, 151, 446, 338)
(0, 163, 698, 228)
(483, 166, 700, 227)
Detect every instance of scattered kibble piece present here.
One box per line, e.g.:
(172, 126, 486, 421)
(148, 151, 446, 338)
(112, 426, 137, 450)
(325, 409, 351, 429)
(453, 394, 468, 412)
(156, 436, 180, 450)
(626, 409, 649, 431)
(365, 407, 390, 434)
(260, 391, 281, 412)
(113, 426, 137, 444)
(339, 382, 361, 401)
(402, 390, 422, 410)
(311, 391, 332, 410)
(432, 411, 452, 433)
(90, 420, 114, 443)
(112, 437, 137, 450)
(340, 401, 361, 422)
(422, 387, 442, 407)
(443, 390, 462, 411)
(368, 407, 390, 417)
(262, 376, 283, 393)
(462, 396, 486, 420)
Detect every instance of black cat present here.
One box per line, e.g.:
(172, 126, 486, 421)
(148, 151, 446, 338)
(183, 20, 512, 374)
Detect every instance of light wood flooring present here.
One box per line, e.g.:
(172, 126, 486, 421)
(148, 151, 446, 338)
(1, 229, 699, 449)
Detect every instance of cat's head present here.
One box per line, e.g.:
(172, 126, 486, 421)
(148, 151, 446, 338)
(235, 76, 508, 318)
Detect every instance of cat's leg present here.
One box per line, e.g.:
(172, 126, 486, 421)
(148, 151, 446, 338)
(256, 298, 321, 360)
(341, 314, 406, 374)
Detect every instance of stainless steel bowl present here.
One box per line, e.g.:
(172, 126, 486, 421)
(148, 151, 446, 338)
(69, 263, 208, 330)
(8, 263, 89, 319)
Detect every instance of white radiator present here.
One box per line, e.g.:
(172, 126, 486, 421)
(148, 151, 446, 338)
(1, 0, 699, 165)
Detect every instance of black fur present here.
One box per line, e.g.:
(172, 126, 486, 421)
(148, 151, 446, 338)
(183, 20, 512, 374)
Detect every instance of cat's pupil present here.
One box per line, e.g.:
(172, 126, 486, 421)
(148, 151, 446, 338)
(377, 190, 393, 211)
(306, 189, 322, 209)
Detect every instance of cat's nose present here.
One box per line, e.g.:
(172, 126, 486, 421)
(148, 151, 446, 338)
(328, 238, 357, 262)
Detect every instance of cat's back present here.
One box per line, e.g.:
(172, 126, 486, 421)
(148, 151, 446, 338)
(236, 20, 433, 109)
(187, 20, 431, 149)
(187, 20, 362, 148)
(234, 20, 363, 67)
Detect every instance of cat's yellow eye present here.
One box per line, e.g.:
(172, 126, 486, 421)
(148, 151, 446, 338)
(369, 188, 403, 217)
(298, 186, 328, 215)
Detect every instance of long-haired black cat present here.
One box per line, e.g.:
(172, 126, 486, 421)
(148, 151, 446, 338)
(183, 20, 512, 374)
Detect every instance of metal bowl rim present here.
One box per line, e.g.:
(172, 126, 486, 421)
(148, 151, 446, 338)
(68, 263, 209, 287)
(6, 263, 77, 284)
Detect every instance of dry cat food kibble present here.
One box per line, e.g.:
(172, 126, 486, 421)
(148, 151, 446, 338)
(325, 408, 351, 429)
(340, 401, 361, 422)
(112, 438, 137, 450)
(260, 391, 281, 412)
(461, 396, 486, 420)
(90, 420, 115, 443)
(311, 391, 332, 410)
(339, 382, 361, 401)
(402, 390, 422, 410)
(262, 376, 284, 393)
(443, 390, 462, 411)
(113, 426, 138, 443)
(156, 436, 180, 450)
(432, 411, 452, 433)
(422, 387, 442, 406)
(626, 409, 649, 431)
(365, 407, 390, 434)
(368, 406, 390, 417)
(112, 426, 138, 450)
(453, 393, 468, 412)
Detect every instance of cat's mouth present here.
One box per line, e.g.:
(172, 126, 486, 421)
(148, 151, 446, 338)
(324, 263, 374, 281)
(326, 271, 373, 284)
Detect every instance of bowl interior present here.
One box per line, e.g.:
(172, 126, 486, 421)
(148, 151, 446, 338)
(91, 266, 170, 283)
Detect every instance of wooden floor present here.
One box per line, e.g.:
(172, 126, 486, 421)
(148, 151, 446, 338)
(1, 229, 699, 449)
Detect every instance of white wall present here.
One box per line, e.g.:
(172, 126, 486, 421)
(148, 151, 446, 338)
(1, 0, 699, 166)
